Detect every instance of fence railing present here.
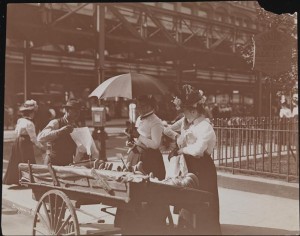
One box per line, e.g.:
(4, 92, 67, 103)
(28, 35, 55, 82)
(211, 117, 299, 182)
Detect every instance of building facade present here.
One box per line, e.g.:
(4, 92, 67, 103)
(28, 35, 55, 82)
(5, 2, 286, 118)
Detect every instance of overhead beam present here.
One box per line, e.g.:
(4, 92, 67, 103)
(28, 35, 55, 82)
(107, 5, 146, 42)
(51, 3, 89, 27)
(143, 6, 180, 46)
(209, 32, 231, 50)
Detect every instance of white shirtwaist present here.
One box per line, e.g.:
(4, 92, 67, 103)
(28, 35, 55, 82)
(163, 117, 216, 178)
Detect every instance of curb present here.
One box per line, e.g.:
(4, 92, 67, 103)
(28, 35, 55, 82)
(217, 171, 299, 200)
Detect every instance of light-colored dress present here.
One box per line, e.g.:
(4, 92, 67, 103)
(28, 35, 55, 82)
(280, 107, 292, 118)
(3, 117, 42, 185)
(15, 118, 43, 148)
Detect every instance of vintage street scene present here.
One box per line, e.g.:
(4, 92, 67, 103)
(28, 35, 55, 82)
(1, 1, 299, 235)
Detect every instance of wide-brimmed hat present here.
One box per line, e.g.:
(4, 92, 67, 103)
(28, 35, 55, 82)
(62, 99, 81, 110)
(19, 99, 38, 112)
(172, 84, 206, 110)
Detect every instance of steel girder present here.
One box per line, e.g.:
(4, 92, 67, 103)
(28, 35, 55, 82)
(6, 3, 257, 71)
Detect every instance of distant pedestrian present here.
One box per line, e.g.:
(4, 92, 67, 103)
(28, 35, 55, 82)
(211, 103, 220, 119)
(3, 100, 44, 185)
(292, 94, 298, 118)
(279, 102, 292, 118)
(7, 107, 14, 129)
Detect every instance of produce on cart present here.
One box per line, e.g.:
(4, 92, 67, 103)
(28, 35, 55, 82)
(19, 162, 214, 235)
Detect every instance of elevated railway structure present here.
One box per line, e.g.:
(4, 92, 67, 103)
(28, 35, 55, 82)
(5, 2, 278, 116)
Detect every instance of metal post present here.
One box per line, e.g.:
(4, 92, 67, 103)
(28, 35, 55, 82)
(176, 60, 182, 89)
(269, 79, 272, 120)
(94, 3, 107, 161)
(99, 126, 107, 161)
(23, 40, 31, 101)
(96, 3, 105, 86)
(257, 71, 263, 117)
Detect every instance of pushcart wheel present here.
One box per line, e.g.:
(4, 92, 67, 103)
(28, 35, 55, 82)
(32, 189, 80, 235)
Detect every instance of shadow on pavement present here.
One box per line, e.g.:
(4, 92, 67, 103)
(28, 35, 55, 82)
(221, 224, 299, 235)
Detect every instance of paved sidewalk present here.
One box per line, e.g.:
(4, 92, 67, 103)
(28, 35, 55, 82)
(1, 184, 299, 235)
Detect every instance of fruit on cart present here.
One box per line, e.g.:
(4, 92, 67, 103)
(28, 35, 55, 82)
(98, 162, 106, 170)
(94, 159, 105, 169)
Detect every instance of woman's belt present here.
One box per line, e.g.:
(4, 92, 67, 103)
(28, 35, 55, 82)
(19, 134, 30, 138)
(184, 151, 212, 159)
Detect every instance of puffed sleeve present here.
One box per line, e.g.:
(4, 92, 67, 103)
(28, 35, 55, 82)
(182, 123, 216, 157)
(37, 119, 60, 143)
(138, 123, 163, 149)
(163, 117, 184, 140)
(26, 121, 44, 148)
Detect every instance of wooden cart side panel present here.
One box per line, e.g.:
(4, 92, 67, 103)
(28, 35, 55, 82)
(129, 182, 213, 210)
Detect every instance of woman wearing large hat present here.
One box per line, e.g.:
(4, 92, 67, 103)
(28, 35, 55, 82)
(164, 84, 221, 235)
(114, 95, 168, 234)
(3, 100, 44, 185)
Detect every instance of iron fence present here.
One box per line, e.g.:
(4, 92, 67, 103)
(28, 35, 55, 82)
(211, 117, 299, 182)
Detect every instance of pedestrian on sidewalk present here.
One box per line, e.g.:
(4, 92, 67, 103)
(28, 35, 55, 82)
(3, 100, 44, 185)
(164, 84, 221, 235)
(279, 102, 292, 118)
(115, 95, 168, 234)
(37, 99, 98, 166)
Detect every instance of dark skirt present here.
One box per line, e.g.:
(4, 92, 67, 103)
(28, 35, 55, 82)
(114, 148, 167, 234)
(3, 135, 36, 185)
(140, 148, 166, 181)
(182, 153, 222, 235)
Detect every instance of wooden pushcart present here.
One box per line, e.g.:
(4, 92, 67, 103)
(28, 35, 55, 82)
(19, 163, 213, 235)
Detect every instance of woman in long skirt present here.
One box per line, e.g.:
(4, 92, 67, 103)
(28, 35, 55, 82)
(115, 95, 167, 234)
(164, 84, 222, 235)
(3, 100, 44, 185)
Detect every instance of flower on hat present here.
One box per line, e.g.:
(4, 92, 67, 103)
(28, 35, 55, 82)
(172, 96, 182, 111)
(172, 85, 207, 110)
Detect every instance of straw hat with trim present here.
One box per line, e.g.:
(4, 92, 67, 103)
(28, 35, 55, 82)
(19, 99, 38, 112)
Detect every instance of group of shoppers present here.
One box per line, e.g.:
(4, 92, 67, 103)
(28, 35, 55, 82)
(3, 84, 221, 235)
(115, 84, 221, 234)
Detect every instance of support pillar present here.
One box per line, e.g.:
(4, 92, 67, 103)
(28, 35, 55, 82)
(176, 60, 182, 90)
(23, 40, 31, 102)
(96, 3, 105, 86)
(93, 3, 107, 161)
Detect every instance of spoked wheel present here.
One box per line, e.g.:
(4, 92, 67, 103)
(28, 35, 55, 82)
(32, 190, 80, 235)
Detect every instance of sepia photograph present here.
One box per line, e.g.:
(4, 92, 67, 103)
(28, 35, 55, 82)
(1, 1, 299, 235)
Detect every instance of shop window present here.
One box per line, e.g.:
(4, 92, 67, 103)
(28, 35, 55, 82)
(181, 6, 192, 14)
(216, 94, 230, 104)
(143, 3, 155, 6)
(198, 9, 208, 18)
(215, 13, 222, 22)
(236, 17, 242, 26)
(161, 2, 174, 11)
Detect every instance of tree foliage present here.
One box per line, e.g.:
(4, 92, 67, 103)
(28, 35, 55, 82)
(238, 6, 298, 96)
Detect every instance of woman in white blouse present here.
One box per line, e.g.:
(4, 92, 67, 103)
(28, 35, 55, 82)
(164, 85, 221, 235)
(131, 95, 165, 179)
(3, 100, 44, 185)
(115, 95, 167, 234)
